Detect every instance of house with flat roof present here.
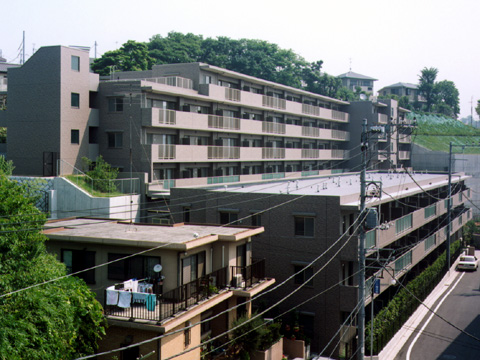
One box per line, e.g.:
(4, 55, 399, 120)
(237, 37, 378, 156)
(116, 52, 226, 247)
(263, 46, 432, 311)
(44, 219, 274, 360)
(168, 171, 471, 357)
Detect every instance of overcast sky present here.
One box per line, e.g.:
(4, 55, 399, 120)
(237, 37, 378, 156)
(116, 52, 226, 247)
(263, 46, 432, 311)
(2, 0, 479, 118)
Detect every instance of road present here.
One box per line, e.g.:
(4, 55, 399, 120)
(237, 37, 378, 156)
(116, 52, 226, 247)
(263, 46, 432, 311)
(394, 267, 480, 360)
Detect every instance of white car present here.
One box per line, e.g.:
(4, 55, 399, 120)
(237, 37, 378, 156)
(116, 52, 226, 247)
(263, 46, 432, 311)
(457, 255, 478, 271)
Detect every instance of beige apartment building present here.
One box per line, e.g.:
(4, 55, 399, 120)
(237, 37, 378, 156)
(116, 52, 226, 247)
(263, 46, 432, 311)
(3, 46, 354, 185)
(44, 219, 274, 360)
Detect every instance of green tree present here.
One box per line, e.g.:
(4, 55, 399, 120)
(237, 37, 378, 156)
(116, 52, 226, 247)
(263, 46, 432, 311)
(91, 40, 155, 76)
(148, 32, 204, 64)
(476, 100, 480, 119)
(418, 67, 439, 112)
(0, 155, 13, 176)
(433, 80, 460, 118)
(0, 175, 106, 358)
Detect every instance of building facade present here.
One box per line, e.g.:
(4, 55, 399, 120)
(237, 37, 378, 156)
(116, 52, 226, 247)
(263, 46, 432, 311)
(347, 99, 413, 171)
(4, 46, 354, 184)
(168, 171, 471, 357)
(45, 219, 274, 360)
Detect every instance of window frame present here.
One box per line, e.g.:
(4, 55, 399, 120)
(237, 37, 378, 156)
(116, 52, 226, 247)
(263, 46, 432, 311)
(71, 92, 80, 108)
(108, 97, 124, 112)
(71, 55, 80, 71)
(107, 253, 161, 281)
(293, 264, 314, 287)
(294, 215, 315, 237)
(70, 129, 80, 144)
(61, 249, 95, 284)
(107, 132, 123, 149)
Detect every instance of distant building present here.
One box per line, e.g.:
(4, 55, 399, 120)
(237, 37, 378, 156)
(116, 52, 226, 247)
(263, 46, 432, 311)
(0, 51, 20, 106)
(337, 71, 377, 93)
(45, 219, 274, 360)
(347, 98, 412, 171)
(378, 82, 425, 104)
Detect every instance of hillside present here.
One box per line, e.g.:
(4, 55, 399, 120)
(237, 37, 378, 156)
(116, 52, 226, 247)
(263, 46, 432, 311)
(410, 113, 480, 154)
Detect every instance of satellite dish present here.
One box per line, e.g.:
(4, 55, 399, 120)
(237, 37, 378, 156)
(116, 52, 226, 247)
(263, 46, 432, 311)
(153, 264, 163, 273)
(359, 94, 367, 101)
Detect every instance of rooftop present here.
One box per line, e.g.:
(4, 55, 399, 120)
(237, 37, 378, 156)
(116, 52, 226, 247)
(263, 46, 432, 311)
(381, 82, 418, 90)
(44, 219, 263, 249)
(337, 71, 378, 81)
(208, 171, 468, 207)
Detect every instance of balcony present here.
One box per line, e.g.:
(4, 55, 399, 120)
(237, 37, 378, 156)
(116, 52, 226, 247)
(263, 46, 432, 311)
(378, 113, 388, 124)
(142, 108, 350, 142)
(398, 151, 410, 160)
(104, 260, 269, 323)
(143, 76, 193, 89)
(201, 84, 349, 123)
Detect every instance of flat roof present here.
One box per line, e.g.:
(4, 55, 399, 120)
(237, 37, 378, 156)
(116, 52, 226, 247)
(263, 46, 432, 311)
(208, 172, 468, 208)
(44, 219, 263, 250)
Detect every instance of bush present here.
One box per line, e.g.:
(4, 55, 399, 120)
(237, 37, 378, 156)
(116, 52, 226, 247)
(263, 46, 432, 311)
(82, 156, 119, 193)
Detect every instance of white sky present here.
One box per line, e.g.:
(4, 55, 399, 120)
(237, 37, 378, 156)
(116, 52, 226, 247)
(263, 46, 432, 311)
(2, 0, 479, 118)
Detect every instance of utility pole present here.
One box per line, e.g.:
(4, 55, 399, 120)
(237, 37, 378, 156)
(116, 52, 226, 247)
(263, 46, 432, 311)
(358, 118, 367, 360)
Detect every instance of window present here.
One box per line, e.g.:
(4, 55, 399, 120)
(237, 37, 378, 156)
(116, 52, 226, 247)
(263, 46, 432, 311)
(251, 213, 261, 227)
(183, 207, 191, 223)
(61, 249, 95, 284)
(71, 129, 79, 144)
(71, 92, 80, 108)
(219, 211, 238, 225)
(107, 254, 160, 280)
(182, 252, 206, 284)
(71, 55, 80, 71)
(340, 261, 354, 286)
(294, 216, 314, 237)
(108, 97, 124, 112)
(107, 132, 123, 148)
(204, 75, 212, 84)
(89, 126, 99, 144)
(201, 311, 212, 339)
(294, 265, 313, 287)
(184, 321, 191, 348)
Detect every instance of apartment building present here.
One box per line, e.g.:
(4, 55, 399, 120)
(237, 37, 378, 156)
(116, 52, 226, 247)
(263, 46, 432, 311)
(44, 219, 274, 360)
(168, 171, 471, 357)
(5, 46, 99, 176)
(347, 99, 413, 171)
(4, 46, 353, 186)
(337, 71, 377, 93)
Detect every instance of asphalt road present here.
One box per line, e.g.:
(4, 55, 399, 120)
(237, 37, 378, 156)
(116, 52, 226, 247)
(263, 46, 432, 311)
(395, 268, 480, 360)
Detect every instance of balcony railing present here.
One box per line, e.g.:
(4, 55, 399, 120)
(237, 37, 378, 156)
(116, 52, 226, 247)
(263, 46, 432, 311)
(301, 148, 319, 159)
(208, 146, 240, 159)
(158, 144, 176, 159)
(262, 122, 286, 134)
(144, 76, 193, 89)
(231, 259, 266, 289)
(378, 114, 388, 124)
(262, 148, 285, 159)
(302, 126, 319, 137)
(104, 267, 228, 323)
(208, 115, 240, 130)
(225, 87, 241, 102)
(263, 95, 286, 110)
(302, 104, 320, 116)
(159, 109, 176, 125)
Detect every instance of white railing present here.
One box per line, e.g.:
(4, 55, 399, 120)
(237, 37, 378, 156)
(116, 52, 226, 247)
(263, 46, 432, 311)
(158, 109, 176, 125)
(262, 122, 286, 134)
(262, 95, 286, 110)
(332, 110, 348, 122)
(302, 126, 319, 137)
(262, 148, 285, 159)
(208, 115, 240, 130)
(378, 114, 388, 124)
(302, 104, 320, 116)
(143, 76, 193, 89)
(225, 88, 241, 102)
(207, 146, 240, 159)
(332, 129, 349, 140)
(301, 149, 319, 159)
(158, 144, 176, 159)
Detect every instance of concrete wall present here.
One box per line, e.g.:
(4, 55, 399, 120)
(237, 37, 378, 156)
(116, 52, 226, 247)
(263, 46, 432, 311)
(51, 177, 141, 221)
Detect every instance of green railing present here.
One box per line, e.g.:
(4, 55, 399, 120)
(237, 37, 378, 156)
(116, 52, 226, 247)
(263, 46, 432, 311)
(395, 251, 412, 272)
(207, 175, 240, 185)
(424, 205, 436, 219)
(301, 170, 319, 177)
(262, 173, 285, 180)
(395, 214, 412, 234)
(366, 230, 376, 249)
(425, 234, 436, 251)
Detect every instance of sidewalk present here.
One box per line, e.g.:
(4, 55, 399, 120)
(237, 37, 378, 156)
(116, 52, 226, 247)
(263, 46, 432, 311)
(378, 252, 468, 360)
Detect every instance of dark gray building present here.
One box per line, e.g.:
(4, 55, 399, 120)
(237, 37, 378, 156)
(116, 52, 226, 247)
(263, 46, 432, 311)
(169, 171, 470, 357)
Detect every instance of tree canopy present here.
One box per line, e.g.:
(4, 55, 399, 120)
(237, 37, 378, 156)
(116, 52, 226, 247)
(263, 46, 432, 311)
(0, 175, 106, 358)
(92, 32, 351, 99)
(418, 67, 460, 118)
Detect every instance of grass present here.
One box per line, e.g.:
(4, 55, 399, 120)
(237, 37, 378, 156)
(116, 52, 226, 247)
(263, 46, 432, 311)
(65, 175, 124, 197)
(411, 113, 480, 153)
